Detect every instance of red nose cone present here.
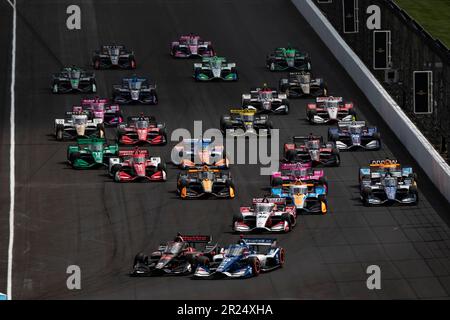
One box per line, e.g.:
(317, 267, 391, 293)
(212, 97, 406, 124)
(137, 129, 148, 141)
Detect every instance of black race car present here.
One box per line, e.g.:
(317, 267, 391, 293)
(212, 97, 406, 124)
(279, 72, 327, 98)
(51, 66, 96, 94)
(112, 75, 158, 104)
(93, 45, 136, 69)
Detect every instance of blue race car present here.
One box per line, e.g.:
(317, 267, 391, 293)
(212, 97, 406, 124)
(328, 121, 381, 150)
(112, 75, 158, 104)
(193, 238, 285, 279)
(271, 182, 328, 214)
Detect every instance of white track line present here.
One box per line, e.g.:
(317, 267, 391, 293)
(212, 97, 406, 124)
(7, 0, 16, 301)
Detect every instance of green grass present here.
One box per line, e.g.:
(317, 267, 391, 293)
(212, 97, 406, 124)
(394, 0, 450, 48)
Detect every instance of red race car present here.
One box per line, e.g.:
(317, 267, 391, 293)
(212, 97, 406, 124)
(283, 135, 340, 167)
(117, 114, 167, 145)
(108, 148, 166, 182)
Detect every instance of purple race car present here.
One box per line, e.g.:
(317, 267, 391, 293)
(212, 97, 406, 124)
(170, 34, 215, 58)
(271, 162, 328, 192)
(73, 97, 124, 127)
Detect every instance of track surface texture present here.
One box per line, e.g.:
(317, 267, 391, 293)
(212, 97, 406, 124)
(2, 0, 450, 299)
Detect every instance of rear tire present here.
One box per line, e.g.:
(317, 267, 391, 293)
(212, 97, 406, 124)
(249, 257, 261, 276)
(197, 255, 210, 267)
(134, 252, 148, 266)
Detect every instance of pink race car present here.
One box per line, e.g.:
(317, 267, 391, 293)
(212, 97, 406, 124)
(170, 34, 215, 58)
(271, 162, 328, 192)
(74, 98, 123, 126)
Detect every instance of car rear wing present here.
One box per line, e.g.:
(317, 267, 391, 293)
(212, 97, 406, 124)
(127, 116, 156, 122)
(316, 96, 343, 103)
(242, 238, 277, 247)
(118, 149, 149, 158)
(293, 135, 323, 144)
(76, 137, 106, 145)
(229, 109, 257, 115)
(102, 45, 125, 50)
(66, 111, 90, 117)
(252, 197, 286, 205)
(187, 166, 221, 173)
(338, 121, 366, 128)
(82, 98, 109, 104)
(202, 57, 226, 63)
(180, 235, 212, 244)
(369, 159, 399, 168)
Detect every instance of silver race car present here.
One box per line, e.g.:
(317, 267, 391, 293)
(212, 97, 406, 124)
(54, 111, 105, 141)
(242, 85, 289, 114)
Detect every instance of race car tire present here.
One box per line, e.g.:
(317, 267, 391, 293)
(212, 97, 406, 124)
(249, 257, 261, 276)
(97, 123, 105, 138)
(281, 213, 292, 231)
(157, 161, 167, 173)
(307, 109, 317, 122)
(362, 187, 372, 198)
(348, 108, 357, 120)
(283, 102, 289, 115)
(225, 179, 235, 188)
(130, 58, 136, 69)
(152, 91, 158, 105)
(329, 133, 339, 142)
(56, 125, 64, 141)
(91, 83, 97, 93)
(269, 62, 275, 71)
(196, 255, 210, 267)
(111, 164, 122, 178)
(271, 177, 283, 187)
(279, 248, 286, 267)
(319, 176, 328, 189)
(52, 83, 59, 94)
(134, 253, 149, 266)
(69, 152, 80, 165)
(285, 149, 297, 162)
(232, 212, 244, 223)
(93, 59, 100, 70)
(331, 149, 340, 166)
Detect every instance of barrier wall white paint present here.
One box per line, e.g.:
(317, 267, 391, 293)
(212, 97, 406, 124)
(292, 0, 450, 203)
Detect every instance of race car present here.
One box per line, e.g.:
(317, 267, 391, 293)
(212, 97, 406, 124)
(131, 234, 219, 276)
(359, 159, 418, 206)
(54, 111, 105, 141)
(220, 108, 273, 137)
(233, 197, 296, 233)
(283, 135, 340, 167)
(108, 148, 166, 182)
(271, 182, 328, 214)
(266, 46, 311, 72)
(74, 97, 123, 127)
(307, 96, 356, 124)
(270, 162, 327, 191)
(170, 34, 215, 58)
(328, 121, 381, 151)
(177, 166, 235, 199)
(193, 56, 238, 81)
(172, 138, 229, 169)
(112, 75, 158, 104)
(92, 45, 136, 69)
(279, 71, 327, 98)
(194, 237, 285, 278)
(67, 138, 119, 169)
(241, 85, 289, 114)
(51, 66, 97, 94)
(117, 115, 167, 145)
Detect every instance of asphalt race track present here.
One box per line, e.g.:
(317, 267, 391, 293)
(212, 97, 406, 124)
(1, 0, 450, 299)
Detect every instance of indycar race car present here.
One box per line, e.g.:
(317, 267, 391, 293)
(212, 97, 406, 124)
(171, 34, 215, 58)
(220, 109, 273, 137)
(328, 121, 381, 151)
(270, 162, 327, 191)
(194, 238, 285, 278)
(283, 135, 340, 167)
(54, 111, 105, 141)
(92, 45, 136, 69)
(242, 85, 289, 114)
(233, 197, 296, 233)
(172, 138, 230, 169)
(279, 71, 327, 98)
(271, 182, 328, 214)
(177, 166, 235, 199)
(307, 96, 356, 124)
(112, 75, 158, 104)
(108, 148, 166, 182)
(51, 66, 97, 94)
(67, 138, 118, 169)
(117, 115, 167, 145)
(266, 46, 311, 72)
(131, 235, 219, 276)
(193, 56, 238, 81)
(359, 159, 418, 206)
(74, 97, 123, 127)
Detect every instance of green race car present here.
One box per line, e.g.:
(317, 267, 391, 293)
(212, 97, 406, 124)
(266, 46, 311, 72)
(193, 56, 238, 81)
(67, 138, 119, 169)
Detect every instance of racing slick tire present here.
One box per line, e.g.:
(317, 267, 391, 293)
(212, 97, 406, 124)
(269, 61, 275, 71)
(93, 59, 100, 70)
(97, 123, 105, 138)
(307, 109, 317, 123)
(281, 213, 293, 231)
(151, 91, 158, 105)
(319, 176, 328, 189)
(249, 257, 261, 276)
(56, 125, 64, 141)
(196, 255, 210, 267)
(271, 177, 283, 187)
(285, 149, 297, 162)
(111, 164, 122, 179)
(220, 116, 233, 132)
(409, 185, 419, 205)
(282, 100, 289, 114)
(130, 58, 137, 69)
(279, 248, 286, 267)
(91, 83, 97, 93)
(348, 108, 357, 120)
(52, 83, 59, 94)
(362, 187, 372, 207)
(69, 152, 81, 165)
(329, 133, 339, 142)
(232, 212, 244, 223)
(318, 195, 328, 214)
(331, 148, 340, 167)
(133, 252, 149, 266)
